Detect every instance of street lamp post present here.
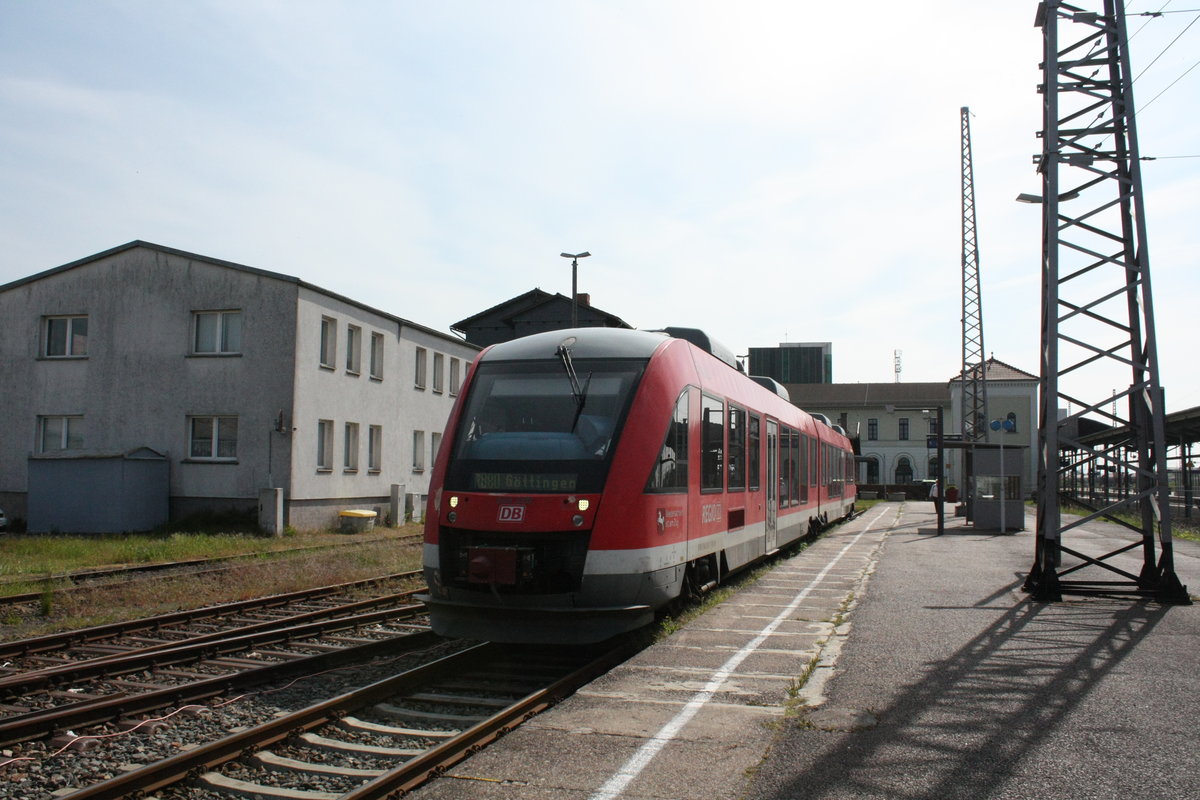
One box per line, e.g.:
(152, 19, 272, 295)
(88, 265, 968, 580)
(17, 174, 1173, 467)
(991, 416, 1015, 532)
(900, 405, 945, 535)
(560, 251, 591, 328)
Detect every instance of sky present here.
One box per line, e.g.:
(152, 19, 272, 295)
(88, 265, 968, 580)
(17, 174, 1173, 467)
(2, 1, 1197, 411)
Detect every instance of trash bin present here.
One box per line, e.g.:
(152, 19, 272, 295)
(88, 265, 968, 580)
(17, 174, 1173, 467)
(338, 509, 377, 533)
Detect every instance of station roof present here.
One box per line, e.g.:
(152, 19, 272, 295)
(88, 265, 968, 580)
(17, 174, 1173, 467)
(784, 382, 950, 410)
(1078, 405, 1200, 448)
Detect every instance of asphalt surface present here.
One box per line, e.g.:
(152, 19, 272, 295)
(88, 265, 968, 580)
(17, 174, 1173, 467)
(406, 502, 1198, 800)
(745, 503, 1199, 800)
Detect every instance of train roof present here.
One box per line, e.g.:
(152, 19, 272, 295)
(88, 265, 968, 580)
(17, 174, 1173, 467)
(480, 327, 670, 361)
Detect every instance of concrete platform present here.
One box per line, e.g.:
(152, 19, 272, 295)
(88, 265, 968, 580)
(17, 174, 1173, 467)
(405, 503, 1199, 800)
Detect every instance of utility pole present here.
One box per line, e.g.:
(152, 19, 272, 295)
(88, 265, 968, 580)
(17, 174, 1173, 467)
(960, 106, 988, 444)
(1024, 1, 1187, 604)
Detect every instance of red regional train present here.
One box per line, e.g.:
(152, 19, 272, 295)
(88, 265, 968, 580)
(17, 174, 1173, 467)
(419, 327, 856, 644)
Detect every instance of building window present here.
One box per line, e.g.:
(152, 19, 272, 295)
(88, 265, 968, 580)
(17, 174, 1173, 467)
(867, 418, 878, 441)
(189, 415, 238, 460)
(193, 310, 242, 355)
(44, 315, 88, 358)
(320, 317, 337, 369)
(433, 352, 445, 394)
(412, 430, 426, 471)
(317, 419, 334, 471)
(369, 333, 384, 380)
(865, 456, 880, 484)
(449, 358, 461, 395)
(431, 431, 442, 467)
(346, 325, 362, 374)
(368, 425, 383, 472)
(895, 456, 914, 483)
(898, 417, 910, 440)
(39, 415, 84, 452)
(414, 347, 427, 389)
(344, 422, 360, 471)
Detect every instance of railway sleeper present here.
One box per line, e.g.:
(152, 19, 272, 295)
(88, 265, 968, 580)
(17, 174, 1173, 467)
(200, 770, 341, 800)
(373, 701, 483, 726)
(435, 676, 544, 694)
(405, 690, 512, 708)
(337, 714, 456, 739)
(251, 648, 314, 661)
(298, 731, 424, 757)
(254, 749, 386, 778)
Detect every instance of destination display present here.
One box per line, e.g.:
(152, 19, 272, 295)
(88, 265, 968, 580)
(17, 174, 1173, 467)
(471, 472, 579, 492)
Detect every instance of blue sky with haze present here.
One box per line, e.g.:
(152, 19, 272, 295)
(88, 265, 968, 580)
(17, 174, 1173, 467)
(2, 1, 1197, 409)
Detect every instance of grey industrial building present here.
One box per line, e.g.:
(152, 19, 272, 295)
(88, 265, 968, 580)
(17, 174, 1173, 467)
(0, 241, 478, 533)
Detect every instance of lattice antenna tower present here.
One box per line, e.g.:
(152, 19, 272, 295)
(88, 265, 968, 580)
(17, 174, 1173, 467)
(960, 106, 988, 442)
(1025, 1, 1187, 603)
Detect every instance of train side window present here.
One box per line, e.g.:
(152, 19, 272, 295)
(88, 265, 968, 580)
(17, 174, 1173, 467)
(647, 388, 691, 493)
(809, 436, 818, 488)
(748, 414, 761, 491)
(779, 425, 793, 507)
(727, 405, 746, 492)
(790, 430, 802, 506)
(701, 394, 724, 492)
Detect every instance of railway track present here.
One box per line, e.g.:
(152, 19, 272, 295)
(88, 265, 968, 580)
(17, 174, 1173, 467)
(0, 570, 423, 666)
(0, 575, 433, 748)
(45, 639, 633, 800)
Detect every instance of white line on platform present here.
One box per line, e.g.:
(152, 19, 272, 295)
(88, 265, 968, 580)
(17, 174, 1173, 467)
(588, 507, 891, 800)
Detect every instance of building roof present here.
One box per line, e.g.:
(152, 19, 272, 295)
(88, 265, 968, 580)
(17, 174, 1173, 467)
(0, 240, 477, 350)
(450, 287, 632, 333)
(783, 382, 950, 409)
(952, 357, 1037, 382)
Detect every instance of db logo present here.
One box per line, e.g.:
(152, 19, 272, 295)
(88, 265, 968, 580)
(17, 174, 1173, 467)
(498, 505, 526, 523)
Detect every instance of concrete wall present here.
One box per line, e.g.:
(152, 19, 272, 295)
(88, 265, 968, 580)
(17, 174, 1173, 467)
(287, 287, 476, 530)
(0, 247, 299, 523)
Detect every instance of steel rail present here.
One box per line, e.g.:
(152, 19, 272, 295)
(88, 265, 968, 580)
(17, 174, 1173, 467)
(342, 640, 638, 799)
(0, 628, 440, 748)
(56, 642, 494, 800)
(0, 570, 422, 660)
(0, 599, 425, 698)
(58, 640, 634, 800)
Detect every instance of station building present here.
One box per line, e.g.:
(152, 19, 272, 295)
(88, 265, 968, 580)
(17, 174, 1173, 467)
(0, 241, 478, 532)
(784, 358, 1038, 497)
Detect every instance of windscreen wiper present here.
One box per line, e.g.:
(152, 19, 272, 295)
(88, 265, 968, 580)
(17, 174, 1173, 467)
(556, 342, 591, 431)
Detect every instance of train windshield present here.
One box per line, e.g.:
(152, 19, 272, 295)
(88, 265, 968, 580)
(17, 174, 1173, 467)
(447, 358, 645, 493)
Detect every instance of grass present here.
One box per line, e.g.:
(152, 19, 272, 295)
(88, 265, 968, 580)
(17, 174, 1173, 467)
(1057, 501, 1200, 543)
(0, 526, 419, 585)
(0, 525, 426, 641)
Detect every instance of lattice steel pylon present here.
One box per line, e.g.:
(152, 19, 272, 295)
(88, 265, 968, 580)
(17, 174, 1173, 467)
(960, 106, 988, 443)
(1024, 1, 1188, 603)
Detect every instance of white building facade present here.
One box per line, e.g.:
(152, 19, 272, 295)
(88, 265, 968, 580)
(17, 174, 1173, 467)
(785, 358, 1038, 498)
(0, 242, 477, 532)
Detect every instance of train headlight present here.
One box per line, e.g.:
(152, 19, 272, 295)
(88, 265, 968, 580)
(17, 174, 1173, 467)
(448, 511, 457, 523)
(572, 514, 584, 527)
(577, 499, 590, 512)
(449, 496, 459, 508)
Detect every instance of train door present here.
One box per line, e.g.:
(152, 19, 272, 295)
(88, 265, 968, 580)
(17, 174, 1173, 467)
(766, 420, 778, 551)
